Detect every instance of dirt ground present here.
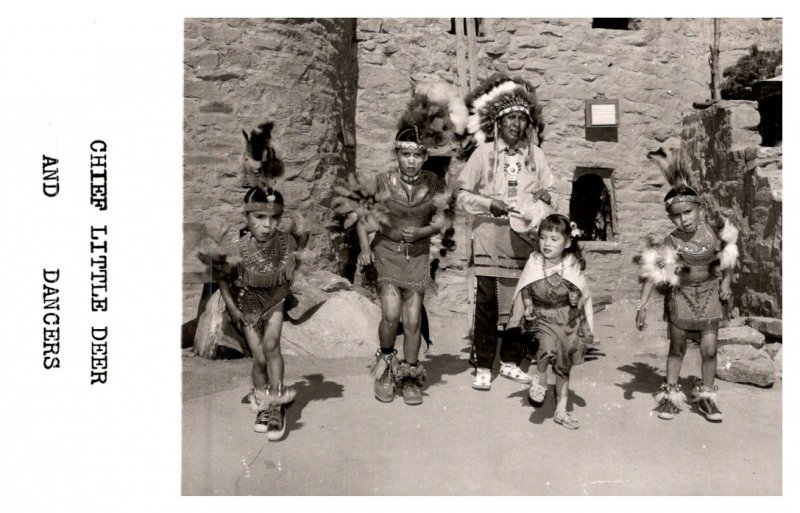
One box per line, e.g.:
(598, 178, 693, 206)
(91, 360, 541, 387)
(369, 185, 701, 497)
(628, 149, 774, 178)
(181, 300, 781, 495)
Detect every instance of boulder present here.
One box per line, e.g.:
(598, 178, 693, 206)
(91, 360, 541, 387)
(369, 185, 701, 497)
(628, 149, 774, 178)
(306, 269, 353, 293)
(745, 316, 782, 340)
(281, 290, 381, 357)
(763, 342, 782, 359)
(716, 344, 774, 387)
(716, 325, 765, 349)
(772, 346, 782, 382)
(285, 273, 328, 322)
(193, 290, 249, 358)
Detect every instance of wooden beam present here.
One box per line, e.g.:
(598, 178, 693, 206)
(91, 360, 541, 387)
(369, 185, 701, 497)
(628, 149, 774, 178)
(466, 18, 478, 90)
(711, 18, 722, 101)
(455, 18, 467, 97)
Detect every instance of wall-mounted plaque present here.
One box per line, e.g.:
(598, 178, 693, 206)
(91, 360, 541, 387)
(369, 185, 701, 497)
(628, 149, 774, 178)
(585, 99, 619, 142)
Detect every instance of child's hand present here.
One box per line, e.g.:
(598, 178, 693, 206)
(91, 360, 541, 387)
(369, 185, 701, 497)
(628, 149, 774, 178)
(489, 199, 510, 217)
(719, 279, 732, 302)
(401, 226, 424, 243)
(532, 190, 551, 205)
(358, 250, 374, 266)
(228, 308, 244, 326)
(241, 311, 261, 327)
(524, 303, 537, 321)
(635, 308, 647, 331)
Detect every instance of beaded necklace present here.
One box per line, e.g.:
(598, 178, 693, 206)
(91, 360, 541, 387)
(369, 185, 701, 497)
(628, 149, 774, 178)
(541, 255, 565, 291)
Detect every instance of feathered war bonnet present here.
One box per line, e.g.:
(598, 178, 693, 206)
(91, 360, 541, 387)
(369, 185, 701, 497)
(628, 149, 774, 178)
(459, 73, 545, 175)
(464, 73, 544, 146)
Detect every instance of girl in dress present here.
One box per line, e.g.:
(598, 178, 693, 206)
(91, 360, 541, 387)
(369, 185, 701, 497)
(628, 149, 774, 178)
(508, 214, 594, 430)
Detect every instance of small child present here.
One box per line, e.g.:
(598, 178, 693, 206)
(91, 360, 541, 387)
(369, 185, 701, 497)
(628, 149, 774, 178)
(637, 151, 738, 422)
(508, 214, 594, 430)
(352, 125, 450, 406)
(216, 186, 299, 440)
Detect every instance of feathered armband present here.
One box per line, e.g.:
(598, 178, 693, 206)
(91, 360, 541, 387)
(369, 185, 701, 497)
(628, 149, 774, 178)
(707, 210, 739, 271)
(331, 173, 390, 232)
(430, 180, 459, 235)
(639, 238, 679, 287)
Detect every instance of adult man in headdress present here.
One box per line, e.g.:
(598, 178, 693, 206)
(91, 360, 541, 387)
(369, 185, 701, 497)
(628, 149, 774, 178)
(456, 74, 556, 391)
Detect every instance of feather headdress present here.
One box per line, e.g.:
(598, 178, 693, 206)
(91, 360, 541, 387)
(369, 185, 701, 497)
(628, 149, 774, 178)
(241, 121, 284, 189)
(464, 73, 544, 145)
(397, 81, 467, 152)
(646, 147, 701, 207)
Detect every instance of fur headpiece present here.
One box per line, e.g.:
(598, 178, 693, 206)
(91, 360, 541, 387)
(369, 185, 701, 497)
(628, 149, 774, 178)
(647, 147, 701, 208)
(241, 121, 284, 189)
(464, 73, 544, 145)
(397, 82, 467, 152)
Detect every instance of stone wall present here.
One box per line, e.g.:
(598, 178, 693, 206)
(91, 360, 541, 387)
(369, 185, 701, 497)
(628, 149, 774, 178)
(353, 18, 781, 300)
(184, 18, 358, 271)
(681, 101, 782, 317)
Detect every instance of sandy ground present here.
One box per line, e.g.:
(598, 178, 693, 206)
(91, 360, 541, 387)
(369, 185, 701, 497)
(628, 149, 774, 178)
(181, 300, 781, 495)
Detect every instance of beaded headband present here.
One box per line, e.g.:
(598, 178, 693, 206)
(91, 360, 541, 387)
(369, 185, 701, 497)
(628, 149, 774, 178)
(244, 187, 283, 214)
(395, 140, 426, 151)
(665, 194, 702, 208)
(496, 103, 532, 122)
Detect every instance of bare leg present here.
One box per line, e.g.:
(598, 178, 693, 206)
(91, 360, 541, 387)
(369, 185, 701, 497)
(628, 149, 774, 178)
(699, 329, 718, 387)
(378, 292, 402, 351)
(666, 323, 689, 385)
(555, 373, 570, 414)
(243, 324, 268, 390)
(261, 307, 285, 389)
(401, 292, 423, 364)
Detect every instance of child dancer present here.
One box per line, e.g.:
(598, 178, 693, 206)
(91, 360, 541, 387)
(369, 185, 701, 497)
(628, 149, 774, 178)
(212, 186, 301, 440)
(508, 214, 594, 430)
(352, 126, 451, 405)
(637, 150, 738, 422)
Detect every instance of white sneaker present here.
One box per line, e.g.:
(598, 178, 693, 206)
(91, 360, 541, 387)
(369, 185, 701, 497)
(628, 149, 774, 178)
(499, 362, 532, 384)
(472, 368, 492, 390)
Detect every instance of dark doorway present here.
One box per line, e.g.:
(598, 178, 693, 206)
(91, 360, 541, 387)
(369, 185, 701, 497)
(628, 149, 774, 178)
(569, 173, 614, 241)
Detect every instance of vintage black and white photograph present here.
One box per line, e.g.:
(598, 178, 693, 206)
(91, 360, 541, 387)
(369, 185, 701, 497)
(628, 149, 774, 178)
(180, 17, 783, 495)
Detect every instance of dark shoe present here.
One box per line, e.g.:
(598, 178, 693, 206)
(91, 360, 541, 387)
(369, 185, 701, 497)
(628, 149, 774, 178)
(254, 409, 270, 433)
(266, 404, 286, 441)
(372, 349, 398, 403)
(653, 382, 686, 420)
(396, 361, 426, 405)
(692, 381, 723, 422)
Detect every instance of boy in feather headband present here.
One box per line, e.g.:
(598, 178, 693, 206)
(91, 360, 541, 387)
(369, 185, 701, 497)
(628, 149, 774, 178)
(636, 149, 739, 423)
(211, 186, 302, 440)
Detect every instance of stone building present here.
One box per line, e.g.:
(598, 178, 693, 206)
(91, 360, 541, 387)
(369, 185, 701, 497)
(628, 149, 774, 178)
(183, 17, 782, 322)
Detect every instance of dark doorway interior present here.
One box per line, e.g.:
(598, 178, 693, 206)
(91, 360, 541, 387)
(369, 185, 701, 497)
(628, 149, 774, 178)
(569, 172, 614, 241)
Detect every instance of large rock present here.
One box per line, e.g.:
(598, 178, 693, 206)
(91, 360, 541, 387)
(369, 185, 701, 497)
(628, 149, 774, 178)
(746, 316, 782, 340)
(281, 290, 380, 357)
(285, 273, 328, 322)
(716, 344, 775, 387)
(771, 346, 782, 382)
(716, 325, 765, 349)
(193, 290, 249, 358)
(306, 269, 353, 293)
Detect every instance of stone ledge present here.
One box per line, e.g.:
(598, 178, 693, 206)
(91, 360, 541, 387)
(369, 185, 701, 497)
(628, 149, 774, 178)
(578, 241, 622, 254)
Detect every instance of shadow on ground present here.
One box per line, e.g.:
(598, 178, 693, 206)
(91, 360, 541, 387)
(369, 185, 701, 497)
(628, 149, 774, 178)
(505, 385, 587, 425)
(239, 373, 345, 438)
